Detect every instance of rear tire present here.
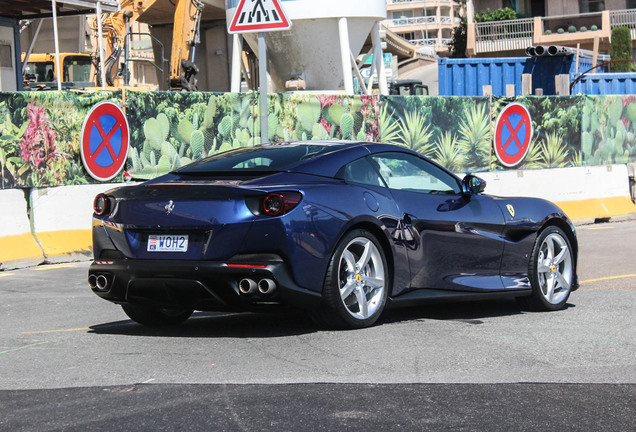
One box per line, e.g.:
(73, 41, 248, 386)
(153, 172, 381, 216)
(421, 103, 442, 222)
(314, 229, 389, 329)
(121, 304, 193, 326)
(518, 226, 574, 311)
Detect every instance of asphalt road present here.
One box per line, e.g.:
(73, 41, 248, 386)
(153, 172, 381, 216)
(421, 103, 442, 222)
(1, 220, 634, 431)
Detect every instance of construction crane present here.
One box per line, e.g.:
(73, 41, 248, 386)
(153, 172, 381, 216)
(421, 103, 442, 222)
(90, 0, 203, 90)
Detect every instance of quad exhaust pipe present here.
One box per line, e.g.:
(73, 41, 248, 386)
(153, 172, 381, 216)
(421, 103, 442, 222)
(239, 278, 258, 295)
(239, 278, 277, 296)
(258, 279, 276, 295)
(89, 274, 110, 291)
(96, 275, 109, 290)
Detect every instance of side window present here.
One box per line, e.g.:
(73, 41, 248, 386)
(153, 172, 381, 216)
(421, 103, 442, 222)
(370, 152, 461, 194)
(341, 157, 385, 187)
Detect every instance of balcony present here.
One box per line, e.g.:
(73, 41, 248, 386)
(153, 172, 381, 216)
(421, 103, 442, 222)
(610, 8, 636, 39)
(386, 15, 458, 29)
(387, 0, 454, 4)
(411, 37, 452, 50)
(468, 9, 636, 56)
(470, 18, 534, 54)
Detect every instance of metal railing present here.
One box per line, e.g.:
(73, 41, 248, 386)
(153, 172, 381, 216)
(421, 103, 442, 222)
(611, 9, 636, 40)
(387, 15, 455, 27)
(411, 38, 438, 46)
(472, 8, 636, 54)
(610, 8, 636, 34)
(411, 37, 452, 50)
(388, 0, 453, 3)
(474, 18, 534, 53)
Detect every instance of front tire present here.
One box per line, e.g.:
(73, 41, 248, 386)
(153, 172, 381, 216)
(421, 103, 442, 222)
(121, 304, 193, 326)
(519, 226, 574, 311)
(315, 229, 389, 329)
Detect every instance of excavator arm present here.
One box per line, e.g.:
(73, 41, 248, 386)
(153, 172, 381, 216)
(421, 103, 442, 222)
(91, 0, 203, 90)
(169, 0, 204, 91)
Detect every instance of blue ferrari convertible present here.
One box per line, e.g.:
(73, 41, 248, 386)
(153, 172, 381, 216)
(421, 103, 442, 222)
(89, 141, 578, 329)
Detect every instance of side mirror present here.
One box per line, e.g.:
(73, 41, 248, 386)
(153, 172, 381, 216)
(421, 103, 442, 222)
(462, 174, 486, 195)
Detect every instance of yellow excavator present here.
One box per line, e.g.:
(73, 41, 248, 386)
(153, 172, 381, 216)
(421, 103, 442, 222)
(22, 52, 93, 89)
(90, 0, 203, 90)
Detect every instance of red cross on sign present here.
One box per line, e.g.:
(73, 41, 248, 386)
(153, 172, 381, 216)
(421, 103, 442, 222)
(80, 101, 130, 181)
(494, 103, 533, 168)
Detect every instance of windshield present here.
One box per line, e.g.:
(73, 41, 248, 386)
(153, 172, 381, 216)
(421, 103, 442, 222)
(63, 56, 91, 82)
(176, 144, 338, 175)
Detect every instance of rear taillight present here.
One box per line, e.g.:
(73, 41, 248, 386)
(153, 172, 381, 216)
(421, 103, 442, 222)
(261, 192, 302, 216)
(93, 193, 111, 216)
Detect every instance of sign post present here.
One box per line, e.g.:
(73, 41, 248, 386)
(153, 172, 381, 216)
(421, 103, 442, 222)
(258, 32, 268, 145)
(228, 0, 292, 145)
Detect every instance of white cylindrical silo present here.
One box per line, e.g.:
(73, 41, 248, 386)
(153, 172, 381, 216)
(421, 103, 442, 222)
(226, 0, 387, 92)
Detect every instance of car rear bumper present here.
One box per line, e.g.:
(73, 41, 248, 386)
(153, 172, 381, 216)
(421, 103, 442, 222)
(88, 257, 321, 312)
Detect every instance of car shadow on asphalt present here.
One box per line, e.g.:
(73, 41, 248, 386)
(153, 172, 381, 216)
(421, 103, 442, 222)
(88, 310, 319, 338)
(382, 298, 576, 325)
(88, 300, 575, 338)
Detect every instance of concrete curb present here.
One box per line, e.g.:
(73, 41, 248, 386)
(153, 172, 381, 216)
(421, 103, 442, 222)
(0, 189, 44, 270)
(29, 184, 125, 264)
(477, 164, 636, 224)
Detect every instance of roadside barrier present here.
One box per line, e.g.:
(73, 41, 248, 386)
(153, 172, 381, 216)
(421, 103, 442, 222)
(29, 184, 125, 264)
(0, 189, 44, 270)
(478, 164, 636, 223)
(2, 164, 635, 271)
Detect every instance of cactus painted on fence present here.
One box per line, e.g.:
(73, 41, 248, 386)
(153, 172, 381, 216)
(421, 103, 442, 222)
(268, 94, 378, 143)
(581, 95, 636, 165)
(127, 92, 264, 179)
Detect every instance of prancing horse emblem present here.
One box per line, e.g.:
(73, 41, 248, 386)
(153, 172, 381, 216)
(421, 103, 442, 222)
(506, 204, 515, 218)
(165, 200, 175, 215)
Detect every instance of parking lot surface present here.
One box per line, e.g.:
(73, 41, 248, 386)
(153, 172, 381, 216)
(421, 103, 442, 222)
(1, 221, 634, 430)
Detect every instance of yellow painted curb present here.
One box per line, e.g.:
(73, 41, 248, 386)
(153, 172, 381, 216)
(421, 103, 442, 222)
(555, 197, 636, 221)
(35, 229, 92, 258)
(0, 233, 44, 262)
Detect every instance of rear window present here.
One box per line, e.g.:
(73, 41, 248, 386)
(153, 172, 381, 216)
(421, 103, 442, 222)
(176, 144, 337, 174)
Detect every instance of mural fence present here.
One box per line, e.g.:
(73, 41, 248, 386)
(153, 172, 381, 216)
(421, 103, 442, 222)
(1, 90, 635, 189)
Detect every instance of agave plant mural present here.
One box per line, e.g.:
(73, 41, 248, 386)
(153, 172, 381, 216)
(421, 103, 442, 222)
(457, 102, 492, 171)
(378, 102, 401, 145)
(539, 131, 569, 168)
(396, 110, 434, 156)
(432, 131, 462, 172)
(518, 136, 543, 169)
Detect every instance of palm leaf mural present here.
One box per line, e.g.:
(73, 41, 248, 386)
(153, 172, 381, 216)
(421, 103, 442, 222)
(539, 132, 569, 168)
(378, 103, 401, 145)
(457, 103, 491, 171)
(396, 110, 433, 156)
(432, 131, 462, 172)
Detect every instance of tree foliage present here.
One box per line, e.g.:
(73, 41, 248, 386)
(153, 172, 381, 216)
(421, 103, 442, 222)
(448, 18, 467, 58)
(610, 26, 633, 72)
(474, 7, 519, 22)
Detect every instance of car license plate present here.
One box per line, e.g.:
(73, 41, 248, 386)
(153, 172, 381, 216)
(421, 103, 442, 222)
(147, 234, 189, 252)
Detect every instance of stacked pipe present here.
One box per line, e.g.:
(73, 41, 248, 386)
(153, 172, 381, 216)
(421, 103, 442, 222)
(526, 46, 610, 61)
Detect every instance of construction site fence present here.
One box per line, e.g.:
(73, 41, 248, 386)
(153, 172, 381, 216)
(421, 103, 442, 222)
(1, 90, 635, 189)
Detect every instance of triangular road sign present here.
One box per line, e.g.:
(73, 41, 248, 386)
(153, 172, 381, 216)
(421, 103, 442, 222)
(228, 0, 292, 34)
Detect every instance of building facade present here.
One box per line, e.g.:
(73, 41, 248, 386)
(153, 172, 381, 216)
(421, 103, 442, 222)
(467, 0, 636, 57)
(383, 0, 462, 55)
